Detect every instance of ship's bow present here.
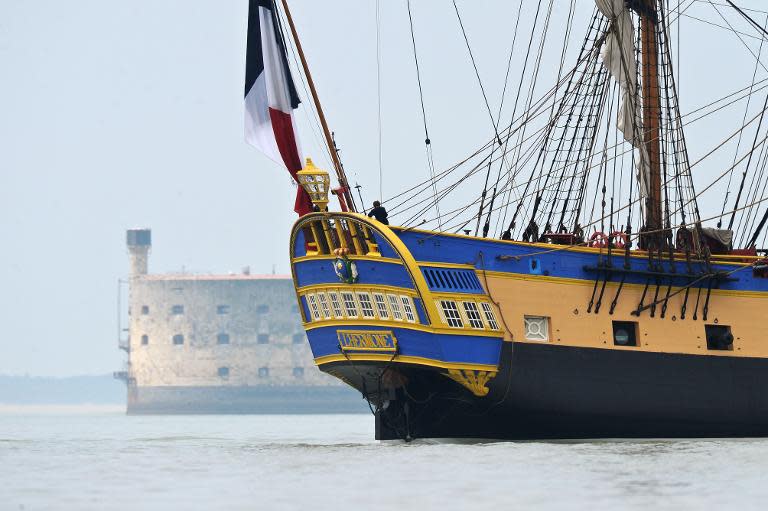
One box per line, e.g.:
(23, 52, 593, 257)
(289, 212, 505, 439)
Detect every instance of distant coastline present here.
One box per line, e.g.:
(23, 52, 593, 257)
(0, 374, 124, 405)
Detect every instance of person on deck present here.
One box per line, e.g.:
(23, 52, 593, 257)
(368, 201, 389, 225)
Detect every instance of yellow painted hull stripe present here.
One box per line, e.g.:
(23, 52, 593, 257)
(315, 353, 498, 372)
(481, 268, 765, 298)
(303, 319, 504, 338)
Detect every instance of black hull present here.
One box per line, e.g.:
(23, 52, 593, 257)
(327, 342, 768, 440)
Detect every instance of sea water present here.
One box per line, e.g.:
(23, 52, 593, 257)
(1, 407, 767, 510)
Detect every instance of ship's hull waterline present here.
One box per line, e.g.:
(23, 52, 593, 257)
(325, 342, 768, 440)
(290, 212, 768, 440)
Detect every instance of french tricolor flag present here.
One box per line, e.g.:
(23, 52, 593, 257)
(245, 0, 312, 215)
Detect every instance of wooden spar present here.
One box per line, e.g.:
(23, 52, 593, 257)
(279, 0, 358, 213)
(640, 0, 663, 232)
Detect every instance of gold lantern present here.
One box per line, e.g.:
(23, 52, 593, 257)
(296, 158, 331, 211)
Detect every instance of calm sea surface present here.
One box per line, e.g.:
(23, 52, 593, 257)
(1, 407, 767, 510)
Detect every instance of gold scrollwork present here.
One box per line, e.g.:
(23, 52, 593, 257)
(445, 369, 496, 397)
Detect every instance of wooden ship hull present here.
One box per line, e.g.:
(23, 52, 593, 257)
(243, 0, 768, 440)
(290, 212, 768, 440)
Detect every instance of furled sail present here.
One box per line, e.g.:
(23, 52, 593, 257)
(594, 0, 651, 205)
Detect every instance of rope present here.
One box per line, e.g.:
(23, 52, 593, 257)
(376, 0, 383, 202)
(452, 0, 503, 146)
(406, 0, 442, 228)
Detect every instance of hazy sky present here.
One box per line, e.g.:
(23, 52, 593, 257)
(1, 1, 766, 375)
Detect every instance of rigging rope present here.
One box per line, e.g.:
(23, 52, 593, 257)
(452, 0, 503, 146)
(376, 0, 383, 202)
(724, 0, 768, 39)
(406, 0, 442, 228)
(719, 17, 766, 227)
(380, 1, 768, 244)
(474, 0, 525, 237)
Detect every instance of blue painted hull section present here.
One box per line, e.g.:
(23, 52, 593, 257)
(307, 325, 502, 367)
(394, 229, 768, 292)
(294, 258, 414, 289)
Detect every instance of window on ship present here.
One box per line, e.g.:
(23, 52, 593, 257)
(440, 301, 464, 328)
(218, 367, 229, 378)
(258, 333, 270, 344)
(480, 303, 499, 330)
(705, 325, 734, 351)
(141, 335, 149, 345)
(172, 334, 184, 345)
(373, 293, 389, 319)
(462, 302, 484, 329)
(217, 333, 230, 345)
(524, 316, 549, 341)
(171, 305, 184, 315)
(612, 321, 638, 347)
(401, 296, 416, 323)
(258, 367, 269, 378)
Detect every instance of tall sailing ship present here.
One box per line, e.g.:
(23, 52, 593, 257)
(245, 0, 768, 439)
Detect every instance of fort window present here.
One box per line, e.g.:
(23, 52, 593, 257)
(401, 296, 416, 323)
(328, 292, 344, 318)
(341, 292, 359, 318)
(141, 335, 149, 345)
(217, 305, 230, 315)
(705, 325, 734, 351)
(172, 334, 184, 345)
(257, 304, 270, 314)
(373, 293, 389, 319)
(217, 333, 230, 345)
(293, 367, 305, 378)
(480, 303, 499, 330)
(292, 333, 305, 344)
(388, 294, 403, 321)
(141, 305, 149, 315)
(258, 333, 270, 344)
(171, 305, 184, 315)
(440, 301, 464, 328)
(357, 292, 376, 318)
(258, 367, 269, 378)
(612, 321, 638, 347)
(524, 316, 549, 341)
(307, 294, 321, 321)
(462, 302, 485, 329)
(317, 293, 332, 319)
(218, 367, 229, 378)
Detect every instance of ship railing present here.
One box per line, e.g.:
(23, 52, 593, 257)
(303, 214, 381, 258)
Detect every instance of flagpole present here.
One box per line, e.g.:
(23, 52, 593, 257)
(279, 0, 358, 213)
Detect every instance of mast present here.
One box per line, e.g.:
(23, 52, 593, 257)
(638, 0, 663, 233)
(279, 0, 358, 213)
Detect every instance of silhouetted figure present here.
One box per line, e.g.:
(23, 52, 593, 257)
(522, 220, 539, 243)
(368, 201, 389, 225)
